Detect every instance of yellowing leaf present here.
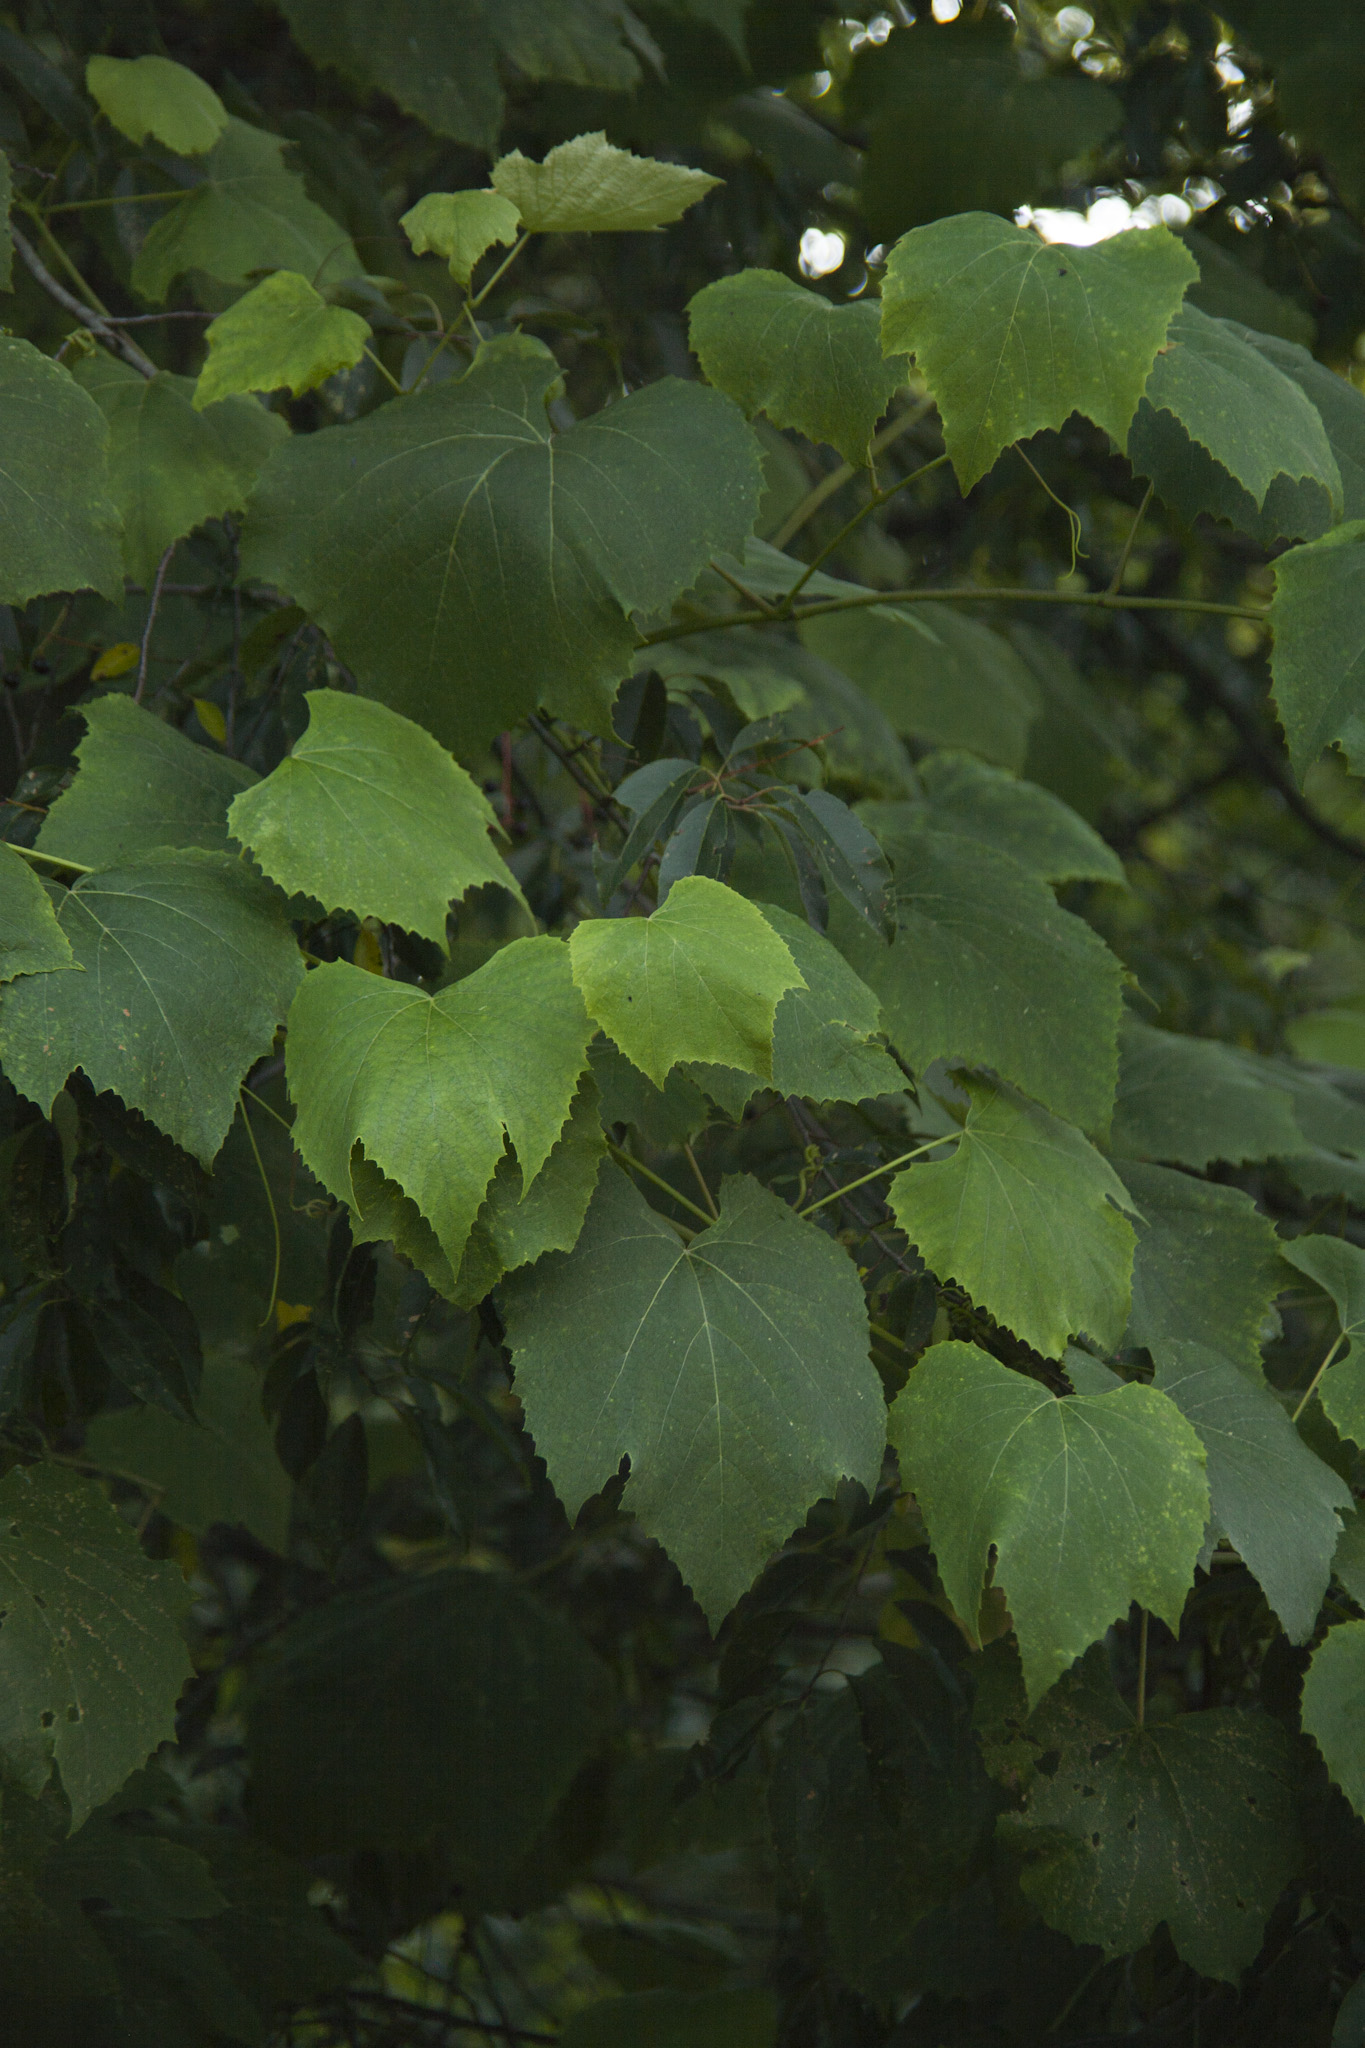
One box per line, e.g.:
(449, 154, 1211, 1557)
(90, 642, 139, 681)
(193, 698, 227, 744)
(400, 188, 520, 286)
(194, 270, 370, 407)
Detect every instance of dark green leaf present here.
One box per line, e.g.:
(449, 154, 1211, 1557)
(36, 694, 256, 868)
(0, 339, 121, 604)
(1302, 1619, 1365, 1820)
(0, 846, 74, 982)
(1109, 1017, 1304, 1169)
(1269, 520, 1365, 778)
(900, 750, 1126, 885)
(1120, 1161, 1284, 1378)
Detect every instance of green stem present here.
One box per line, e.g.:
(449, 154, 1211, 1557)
(4, 840, 92, 875)
(798, 1134, 957, 1219)
(606, 1141, 710, 1231)
(779, 453, 953, 613)
(19, 201, 113, 316)
(468, 231, 532, 312)
(770, 395, 933, 550)
(1292, 1330, 1346, 1423)
(1108, 480, 1154, 596)
(363, 345, 404, 396)
(682, 1140, 718, 1218)
(43, 190, 186, 213)
(868, 1319, 910, 1353)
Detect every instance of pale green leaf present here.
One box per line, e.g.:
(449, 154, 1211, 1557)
(879, 213, 1196, 491)
(0, 1462, 193, 1828)
(227, 688, 523, 942)
(285, 938, 591, 1274)
(887, 1341, 1207, 1701)
(36, 694, 255, 869)
(1109, 1017, 1303, 1168)
(687, 269, 905, 467)
(0, 850, 302, 1166)
(83, 1357, 291, 1553)
(888, 1081, 1136, 1359)
(1301, 1619, 1365, 1820)
(1154, 1341, 1350, 1640)
(569, 877, 802, 1089)
(193, 270, 369, 407)
(0, 338, 121, 604)
(1279, 1234, 1365, 1447)
(240, 333, 763, 756)
(70, 354, 286, 585)
(399, 188, 520, 286)
(0, 847, 74, 982)
(1004, 1647, 1297, 1978)
(868, 752, 1125, 886)
(503, 1167, 885, 1623)
(1269, 520, 1365, 779)
(1120, 1161, 1284, 1378)
(131, 118, 360, 303)
(85, 54, 227, 155)
(491, 131, 719, 233)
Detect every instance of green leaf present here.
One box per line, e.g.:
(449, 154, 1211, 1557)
(0, 847, 74, 982)
(227, 688, 524, 942)
(240, 334, 763, 756)
(400, 187, 520, 286)
(1269, 520, 1365, 779)
(591, 1039, 709, 1148)
(888, 1081, 1136, 1359)
(1127, 305, 1341, 541)
(1120, 1161, 1284, 1378)
(880, 213, 1196, 491)
(1109, 1017, 1304, 1168)
(0, 1463, 193, 1828)
(1219, 320, 1365, 522)
(836, 829, 1124, 1132)
(761, 903, 903, 1106)
(503, 1167, 885, 1624)
(245, 1567, 609, 1872)
(193, 270, 370, 406)
(561, 1989, 778, 2048)
(491, 131, 719, 232)
(1279, 1234, 1365, 1447)
(1154, 1341, 1350, 1641)
(82, 1356, 292, 1553)
(1334, 1514, 1365, 1607)
(131, 117, 360, 302)
(0, 849, 302, 1166)
(0, 339, 121, 604)
(870, 751, 1126, 886)
(35, 694, 256, 868)
(69, 354, 286, 586)
(1302, 1619, 1365, 1820)
(687, 269, 905, 467)
(285, 937, 592, 1274)
(1003, 1647, 1298, 1978)
(569, 877, 802, 1089)
(0, 147, 12, 295)
(888, 1342, 1206, 1701)
(85, 54, 227, 155)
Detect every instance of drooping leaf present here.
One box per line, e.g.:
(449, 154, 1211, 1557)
(35, 694, 256, 868)
(0, 338, 121, 604)
(1154, 1342, 1350, 1641)
(888, 1082, 1136, 1358)
(1301, 1619, 1365, 1821)
(0, 847, 74, 982)
(193, 270, 370, 407)
(85, 54, 227, 155)
(902, 750, 1126, 885)
(0, 1462, 193, 1829)
(569, 877, 802, 1088)
(0, 849, 302, 1166)
(1279, 1234, 1365, 1447)
(888, 1341, 1207, 1702)
(240, 333, 763, 756)
(880, 213, 1196, 491)
(688, 269, 905, 466)
(400, 187, 520, 286)
(1269, 520, 1365, 778)
(502, 1167, 885, 1624)
(285, 938, 592, 1273)
(244, 1566, 609, 1875)
(491, 131, 719, 233)
(227, 689, 523, 941)
(69, 354, 286, 585)
(1109, 1017, 1303, 1169)
(131, 117, 360, 302)
(1120, 1161, 1284, 1378)
(1003, 1647, 1298, 1979)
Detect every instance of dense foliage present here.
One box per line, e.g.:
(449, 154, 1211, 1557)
(8, 2, 1365, 2042)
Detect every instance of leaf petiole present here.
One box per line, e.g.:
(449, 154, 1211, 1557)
(798, 1133, 959, 1219)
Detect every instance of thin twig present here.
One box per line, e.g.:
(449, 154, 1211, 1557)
(135, 544, 176, 704)
(1108, 481, 1154, 595)
(526, 715, 628, 827)
(771, 395, 934, 549)
(798, 1133, 957, 1218)
(11, 223, 157, 378)
(779, 452, 952, 612)
(682, 1139, 718, 1218)
(1293, 1331, 1346, 1423)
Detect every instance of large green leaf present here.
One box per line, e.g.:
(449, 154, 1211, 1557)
(836, 830, 1123, 1132)
(502, 1168, 885, 1624)
(131, 117, 360, 302)
(0, 1463, 193, 1828)
(888, 1342, 1207, 1702)
(761, 903, 903, 1106)
(491, 131, 719, 232)
(245, 1567, 609, 1873)
(687, 269, 904, 466)
(1154, 1342, 1350, 1641)
(1120, 1162, 1283, 1378)
(1279, 1234, 1365, 1447)
(569, 878, 802, 1089)
(879, 213, 1196, 491)
(1269, 520, 1365, 778)
(0, 849, 302, 1166)
(400, 187, 519, 286)
(1003, 1648, 1298, 1979)
(227, 689, 522, 942)
(0, 338, 121, 604)
(898, 750, 1125, 886)
(285, 937, 592, 1273)
(70, 354, 286, 585)
(0, 847, 74, 982)
(888, 1082, 1135, 1358)
(193, 270, 370, 406)
(1109, 1017, 1303, 1169)
(1218, 320, 1365, 522)
(35, 694, 255, 868)
(85, 54, 227, 155)
(1301, 1619, 1365, 1820)
(240, 334, 763, 756)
